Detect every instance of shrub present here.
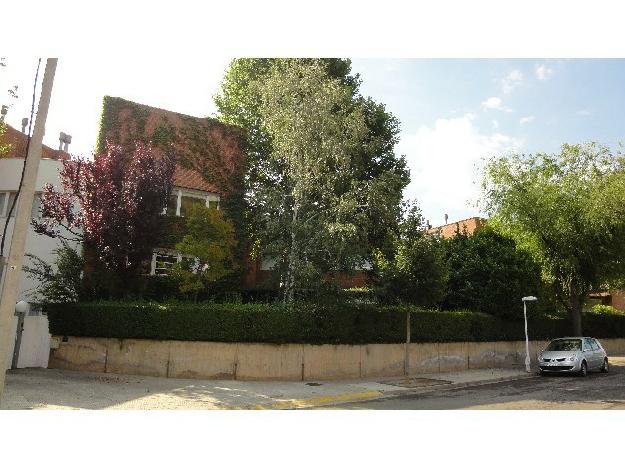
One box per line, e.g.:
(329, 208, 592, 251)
(442, 228, 546, 319)
(45, 301, 625, 344)
(590, 304, 624, 315)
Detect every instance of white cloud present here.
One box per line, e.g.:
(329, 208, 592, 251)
(502, 69, 523, 94)
(398, 114, 522, 224)
(535, 64, 554, 80)
(492, 119, 499, 129)
(576, 109, 591, 116)
(519, 115, 535, 125)
(481, 96, 513, 113)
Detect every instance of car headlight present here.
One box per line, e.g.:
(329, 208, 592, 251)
(569, 356, 577, 361)
(538, 354, 543, 362)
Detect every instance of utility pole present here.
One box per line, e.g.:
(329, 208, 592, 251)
(521, 296, 537, 373)
(404, 310, 411, 377)
(0, 58, 57, 402)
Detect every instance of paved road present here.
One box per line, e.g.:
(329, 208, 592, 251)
(331, 357, 625, 410)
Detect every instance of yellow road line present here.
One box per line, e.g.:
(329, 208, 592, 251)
(247, 390, 384, 410)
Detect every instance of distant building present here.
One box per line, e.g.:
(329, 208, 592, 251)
(427, 216, 486, 239)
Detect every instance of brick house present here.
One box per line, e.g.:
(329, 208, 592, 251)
(96, 96, 247, 279)
(427, 216, 486, 239)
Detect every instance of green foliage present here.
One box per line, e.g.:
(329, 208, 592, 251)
(23, 245, 84, 303)
(372, 202, 448, 306)
(169, 205, 237, 299)
(590, 304, 625, 315)
(442, 227, 548, 319)
(215, 58, 410, 299)
(482, 143, 625, 334)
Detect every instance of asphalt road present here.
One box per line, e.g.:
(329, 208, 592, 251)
(331, 357, 625, 410)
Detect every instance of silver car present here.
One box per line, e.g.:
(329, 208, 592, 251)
(538, 337, 609, 376)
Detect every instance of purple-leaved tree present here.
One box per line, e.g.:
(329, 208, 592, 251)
(34, 141, 176, 275)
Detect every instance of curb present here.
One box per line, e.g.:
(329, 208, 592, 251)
(239, 373, 538, 410)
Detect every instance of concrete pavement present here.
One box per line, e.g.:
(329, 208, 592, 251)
(1, 365, 532, 410)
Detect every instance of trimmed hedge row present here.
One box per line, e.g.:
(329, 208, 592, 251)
(45, 302, 625, 345)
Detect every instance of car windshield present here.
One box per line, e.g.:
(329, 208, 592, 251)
(546, 339, 581, 351)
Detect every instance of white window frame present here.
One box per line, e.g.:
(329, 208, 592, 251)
(151, 250, 182, 276)
(163, 187, 220, 217)
(150, 249, 202, 276)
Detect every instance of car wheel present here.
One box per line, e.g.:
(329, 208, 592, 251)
(580, 361, 588, 377)
(601, 358, 609, 373)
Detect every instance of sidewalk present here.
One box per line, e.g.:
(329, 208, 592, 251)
(1, 366, 534, 410)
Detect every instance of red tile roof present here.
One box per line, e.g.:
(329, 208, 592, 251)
(1, 123, 71, 161)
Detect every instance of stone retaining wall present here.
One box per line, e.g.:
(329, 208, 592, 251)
(48, 336, 625, 381)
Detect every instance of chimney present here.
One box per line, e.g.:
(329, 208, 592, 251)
(0, 105, 7, 122)
(444, 213, 449, 224)
(63, 133, 72, 152)
(58, 132, 72, 152)
(21, 118, 28, 133)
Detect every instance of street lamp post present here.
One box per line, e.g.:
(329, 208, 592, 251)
(522, 296, 538, 373)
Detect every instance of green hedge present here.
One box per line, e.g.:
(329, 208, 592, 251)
(45, 302, 625, 345)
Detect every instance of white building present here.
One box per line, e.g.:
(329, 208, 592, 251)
(0, 123, 80, 302)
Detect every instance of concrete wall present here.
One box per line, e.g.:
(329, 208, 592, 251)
(49, 336, 625, 381)
(4, 315, 50, 370)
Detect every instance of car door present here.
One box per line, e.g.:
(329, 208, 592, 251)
(582, 338, 596, 369)
(593, 339, 606, 365)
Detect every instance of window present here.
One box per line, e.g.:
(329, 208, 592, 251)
(152, 252, 180, 276)
(164, 188, 221, 217)
(31, 194, 42, 219)
(180, 195, 206, 217)
(0, 192, 17, 218)
(165, 192, 178, 216)
(546, 339, 581, 351)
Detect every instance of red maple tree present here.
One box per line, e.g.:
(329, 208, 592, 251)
(34, 141, 176, 274)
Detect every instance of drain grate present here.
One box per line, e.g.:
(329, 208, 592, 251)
(305, 382, 322, 386)
(381, 377, 452, 388)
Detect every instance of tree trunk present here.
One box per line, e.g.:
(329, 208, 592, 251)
(283, 202, 299, 304)
(569, 294, 583, 336)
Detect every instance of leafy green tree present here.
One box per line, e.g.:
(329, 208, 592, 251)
(372, 202, 448, 306)
(170, 204, 237, 301)
(23, 244, 84, 303)
(442, 227, 545, 318)
(215, 58, 409, 301)
(257, 59, 369, 302)
(481, 143, 625, 334)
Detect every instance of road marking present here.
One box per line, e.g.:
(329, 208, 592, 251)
(245, 391, 384, 410)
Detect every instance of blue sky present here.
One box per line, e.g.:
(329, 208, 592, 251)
(2, 58, 624, 226)
(351, 59, 625, 225)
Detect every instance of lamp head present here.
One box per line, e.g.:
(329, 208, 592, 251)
(15, 301, 30, 314)
(521, 296, 538, 302)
